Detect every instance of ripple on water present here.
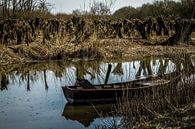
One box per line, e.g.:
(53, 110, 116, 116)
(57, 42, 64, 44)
(0, 111, 5, 113)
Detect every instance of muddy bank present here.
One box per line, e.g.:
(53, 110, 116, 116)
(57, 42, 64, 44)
(0, 39, 195, 66)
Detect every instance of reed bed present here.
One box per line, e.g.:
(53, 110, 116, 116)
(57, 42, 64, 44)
(0, 16, 195, 65)
(0, 38, 195, 66)
(92, 53, 195, 129)
(113, 57, 195, 129)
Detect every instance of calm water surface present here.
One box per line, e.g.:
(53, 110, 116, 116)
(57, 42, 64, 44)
(0, 55, 194, 129)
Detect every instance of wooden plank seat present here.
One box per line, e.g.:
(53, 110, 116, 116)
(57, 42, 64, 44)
(76, 78, 96, 89)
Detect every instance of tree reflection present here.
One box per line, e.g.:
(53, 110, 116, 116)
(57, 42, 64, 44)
(75, 61, 88, 79)
(27, 71, 30, 91)
(43, 69, 48, 91)
(113, 63, 123, 75)
(170, 54, 195, 75)
(74, 60, 101, 82)
(0, 54, 194, 91)
(0, 73, 9, 90)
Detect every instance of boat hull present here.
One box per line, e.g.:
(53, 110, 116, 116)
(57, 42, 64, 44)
(62, 85, 171, 104)
(62, 72, 181, 104)
(63, 87, 121, 104)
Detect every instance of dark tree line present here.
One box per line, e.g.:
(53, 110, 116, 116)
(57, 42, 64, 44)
(0, 16, 194, 46)
(0, 0, 52, 19)
(113, 0, 195, 19)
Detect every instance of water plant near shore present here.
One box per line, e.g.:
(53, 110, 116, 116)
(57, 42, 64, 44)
(114, 54, 195, 129)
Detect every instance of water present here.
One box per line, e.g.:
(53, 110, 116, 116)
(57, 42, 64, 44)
(0, 55, 194, 129)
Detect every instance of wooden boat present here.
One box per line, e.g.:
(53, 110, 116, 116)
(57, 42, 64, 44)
(62, 71, 181, 104)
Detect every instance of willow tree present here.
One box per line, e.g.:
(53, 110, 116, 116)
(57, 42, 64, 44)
(0, 0, 52, 19)
(89, 0, 116, 15)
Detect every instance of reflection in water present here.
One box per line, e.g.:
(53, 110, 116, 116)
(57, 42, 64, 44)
(0, 58, 178, 90)
(0, 73, 9, 90)
(191, 55, 195, 66)
(27, 71, 30, 91)
(63, 104, 115, 127)
(43, 69, 49, 91)
(112, 63, 123, 75)
(0, 54, 194, 129)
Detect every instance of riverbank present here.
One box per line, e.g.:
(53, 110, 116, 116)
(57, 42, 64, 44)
(132, 103, 195, 129)
(0, 39, 195, 66)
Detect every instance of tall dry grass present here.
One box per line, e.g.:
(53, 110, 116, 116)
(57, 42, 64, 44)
(114, 53, 195, 128)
